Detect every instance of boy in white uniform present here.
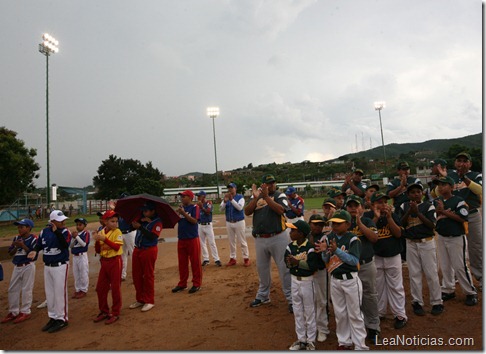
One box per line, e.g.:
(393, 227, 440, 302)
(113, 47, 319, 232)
(71, 218, 90, 299)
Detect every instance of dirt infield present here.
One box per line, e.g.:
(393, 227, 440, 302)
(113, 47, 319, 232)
(0, 212, 482, 350)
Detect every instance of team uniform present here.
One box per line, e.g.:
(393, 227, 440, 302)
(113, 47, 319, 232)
(386, 176, 423, 212)
(285, 239, 319, 349)
(434, 196, 477, 299)
(220, 194, 249, 263)
(119, 217, 136, 281)
(342, 181, 367, 196)
(177, 204, 202, 289)
(198, 200, 220, 265)
(71, 230, 90, 296)
(5, 233, 38, 321)
(311, 230, 330, 342)
(323, 231, 368, 350)
(285, 194, 305, 223)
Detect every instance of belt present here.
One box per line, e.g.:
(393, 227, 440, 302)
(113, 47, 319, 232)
(122, 230, 131, 234)
(409, 236, 434, 243)
(16, 262, 31, 267)
(73, 253, 85, 256)
(45, 261, 67, 267)
(256, 233, 277, 238)
(359, 257, 373, 265)
(228, 220, 243, 223)
(199, 222, 211, 225)
(333, 272, 357, 280)
(291, 274, 314, 281)
(469, 209, 478, 215)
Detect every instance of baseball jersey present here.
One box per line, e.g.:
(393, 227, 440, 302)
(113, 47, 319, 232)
(222, 194, 245, 222)
(98, 228, 123, 258)
(387, 176, 422, 210)
(135, 217, 162, 247)
(199, 201, 213, 223)
(9, 234, 38, 265)
(348, 216, 377, 261)
(371, 213, 403, 257)
(178, 204, 200, 239)
(324, 231, 361, 276)
(285, 239, 318, 277)
(399, 201, 436, 239)
(434, 195, 468, 236)
(285, 195, 305, 219)
(311, 232, 328, 270)
(38, 226, 71, 264)
(448, 170, 482, 210)
(342, 181, 367, 196)
(71, 230, 90, 255)
(251, 191, 289, 236)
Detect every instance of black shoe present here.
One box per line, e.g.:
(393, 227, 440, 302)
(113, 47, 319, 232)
(188, 286, 201, 294)
(41, 318, 56, 332)
(431, 304, 444, 315)
(465, 294, 478, 306)
(250, 298, 270, 307)
(394, 316, 407, 329)
(171, 286, 187, 293)
(441, 292, 456, 301)
(288, 304, 293, 314)
(201, 260, 209, 267)
(215, 260, 222, 267)
(48, 320, 68, 333)
(412, 302, 426, 316)
(366, 329, 380, 344)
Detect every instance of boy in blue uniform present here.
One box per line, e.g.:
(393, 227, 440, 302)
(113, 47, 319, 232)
(197, 191, 221, 267)
(71, 218, 90, 299)
(285, 187, 305, 223)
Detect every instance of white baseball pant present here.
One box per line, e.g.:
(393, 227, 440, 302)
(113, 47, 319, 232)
(121, 230, 136, 279)
(44, 263, 69, 321)
(226, 220, 249, 259)
(375, 254, 407, 320)
(466, 210, 482, 285)
(8, 263, 36, 315)
(72, 253, 89, 293)
(313, 269, 330, 336)
(199, 223, 220, 262)
(291, 274, 316, 343)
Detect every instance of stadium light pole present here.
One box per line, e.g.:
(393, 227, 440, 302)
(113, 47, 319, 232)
(207, 107, 220, 198)
(38, 33, 59, 208)
(374, 101, 387, 170)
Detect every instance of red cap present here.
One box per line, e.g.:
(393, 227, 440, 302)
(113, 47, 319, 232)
(101, 210, 118, 220)
(178, 190, 195, 199)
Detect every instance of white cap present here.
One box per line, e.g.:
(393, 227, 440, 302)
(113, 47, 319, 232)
(50, 210, 68, 222)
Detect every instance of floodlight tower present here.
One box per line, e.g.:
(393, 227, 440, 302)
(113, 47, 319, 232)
(374, 101, 387, 169)
(207, 107, 220, 197)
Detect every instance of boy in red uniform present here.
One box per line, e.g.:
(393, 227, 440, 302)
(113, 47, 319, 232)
(92, 210, 123, 324)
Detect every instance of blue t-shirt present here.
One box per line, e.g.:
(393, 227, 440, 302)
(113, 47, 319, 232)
(39, 226, 71, 264)
(9, 234, 38, 265)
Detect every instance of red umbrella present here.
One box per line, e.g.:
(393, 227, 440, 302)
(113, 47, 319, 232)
(114, 193, 180, 228)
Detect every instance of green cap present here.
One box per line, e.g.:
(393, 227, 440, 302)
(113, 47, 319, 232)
(327, 188, 345, 198)
(328, 210, 352, 223)
(431, 158, 447, 166)
(406, 183, 423, 192)
(433, 176, 455, 187)
(455, 152, 472, 161)
(309, 214, 326, 223)
(261, 174, 276, 183)
(354, 169, 364, 175)
(371, 191, 390, 203)
(396, 161, 410, 170)
(345, 194, 363, 206)
(321, 197, 337, 208)
(285, 220, 311, 236)
(366, 184, 380, 191)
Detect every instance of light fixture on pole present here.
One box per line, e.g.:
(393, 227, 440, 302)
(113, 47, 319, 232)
(374, 101, 387, 170)
(207, 107, 220, 197)
(38, 33, 59, 207)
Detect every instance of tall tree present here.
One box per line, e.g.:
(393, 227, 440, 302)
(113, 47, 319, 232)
(0, 127, 40, 204)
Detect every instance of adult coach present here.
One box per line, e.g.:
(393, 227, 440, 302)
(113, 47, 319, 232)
(386, 161, 422, 212)
(341, 169, 367, 197)
(245, 174, 293, 313)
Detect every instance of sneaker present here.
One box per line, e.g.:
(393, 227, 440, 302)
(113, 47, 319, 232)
(48, 319, 68, 333)
(288, 303, 293, 313)
(188, 286, 201, 294)
(1, 313, 18, 324)
(441, 292, 456, 301)
(93, 312, 109, 323)
(41, 318, 56, 331)
(215, 260, 222, 267)
(129, 301, 144, 309)
(202, 260, 210, 267)
(394, 316, 407, 329)
(306, 342, 316, 350)
(465, 294, 478, 306)
(412, 302, 425, 316)
(121, 277, 126, 282)
(37, 300, 48, 309)
(431, 304, 444, 315)
(141, 303, 155, 312)
(289, 341, 307, 350)
(250, 298, 270, 307)
(105, 315, 119, 325)
(317, 332, 328, 342)
(226, 258, 237, 266)
(171, 286, 187, 293)
(72, 291, 80, 299)
(76, 291, 87, 299)
(366, 329, 379, 344)
(243, 258, 251, 267)
(13, 313, 31, 324)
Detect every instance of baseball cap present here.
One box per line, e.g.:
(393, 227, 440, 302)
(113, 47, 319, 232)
(50, 210, 68, 222)
(309, 214, 326, 224)
(196, 190, 207, 196)
(327, 188, 345, 198)
(96, 211, 105, 217)
(285, 187, 296, 195)
(406, 183, 423, 192)
(396, 161, 410, 170)
(366, 184, 380, 191)
(345, 195, 363, 206)
(285, 220, 311, 236)
(371, 192, 390, 203)
(354, 169, 364, 175)
(178, 190, 195, 199)
(321, 197, 337, 208)
(227, 183, 237, 189)
(328, 210, 352, 224)
(455, 151, 472, 161)
(101, 210, 119, 220)
(140, 201, 156, 210)
(431, 159, 447, 166)
(433, 176, 455, 187)
(13, 219, 34, 228)
(74, 218, 88, 225)
(261, 174, 276, 183)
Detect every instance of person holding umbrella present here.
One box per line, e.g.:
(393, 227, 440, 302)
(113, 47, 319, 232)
(129, 202, 163, 312)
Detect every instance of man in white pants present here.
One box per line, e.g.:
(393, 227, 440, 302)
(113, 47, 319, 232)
(220, 182, 250, 267)
(197, 191, 221, 266)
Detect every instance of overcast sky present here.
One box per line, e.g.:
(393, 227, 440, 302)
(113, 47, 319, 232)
(1, 0, 482, 188)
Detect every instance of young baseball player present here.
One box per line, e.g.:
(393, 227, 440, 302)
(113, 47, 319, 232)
(308, 214, 330, 343)
(433, 176, 478, 306)
(28, 210, 72, 333)
(285, 187, 305, 223)
(71, 218, 90, 299)
(285, 220, 318, 351)
(92, 210, 124, 324)
(400, 183, 443, 316)
(196, 190, 221, 267)
(363, 184, 380, 211)
(321, 197, 336, 222)
(327, 188, 346, 210)
(173, 190, 202, 294)
(1, 219, 38, 324)
(315, 210, 368, 350)
(366, 192, 407, 329)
